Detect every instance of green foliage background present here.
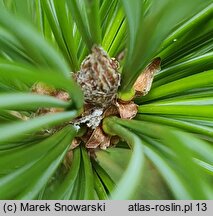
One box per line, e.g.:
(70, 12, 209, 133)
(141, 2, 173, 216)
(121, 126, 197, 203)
(0, 0, 212, 199)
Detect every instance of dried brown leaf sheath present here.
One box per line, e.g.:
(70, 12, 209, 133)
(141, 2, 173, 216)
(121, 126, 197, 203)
(86, 126, 111, 149)
(32, 83, 70, 115)
(116, 101, 138, 119)
(134, 57, 161, 96)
